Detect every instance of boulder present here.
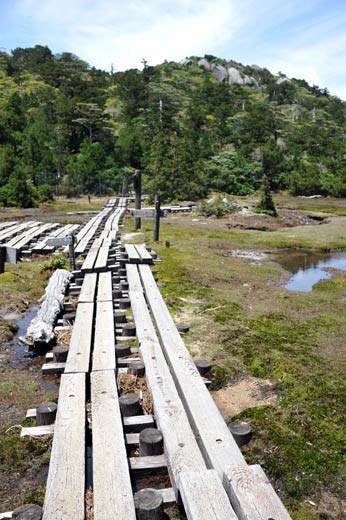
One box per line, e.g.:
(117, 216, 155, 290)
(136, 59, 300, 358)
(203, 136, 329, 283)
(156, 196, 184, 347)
(251, 64, 263, 71)
(198, 58, 211, 70)
(181, 58, 193, 66)
(228, 67, 244, 85)
(211, 64, 228, 82)
(276, 76, 291, 85)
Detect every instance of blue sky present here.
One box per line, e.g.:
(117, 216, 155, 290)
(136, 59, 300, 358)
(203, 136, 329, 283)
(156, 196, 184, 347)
(1, 0, 346, 98)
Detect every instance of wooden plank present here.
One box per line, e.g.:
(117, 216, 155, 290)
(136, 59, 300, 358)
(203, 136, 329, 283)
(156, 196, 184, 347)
(42, 362, 65, 375)
(224, 465, 292, 520)
(78, 273, 97, 303)
(43, 373, 85, 520)
(97, 272, 113, 302)
(139, 265, 246, 479)
(94, 246, 109, 272)
(129, 454, 167, 474)
(127, 265, 238, 519)
(179, 470, 237, 520)
(160, 488, 176, 507)
(21, 424, 55, 437)
(135, 244, 153, 264)
(92, 301, 115, 371)
(81, 247, 99, 273)
(91, 370, 136, 519)
(64, 303, 94, 373)
(123, 414, 154, 432)
(125, 244, 141, 263)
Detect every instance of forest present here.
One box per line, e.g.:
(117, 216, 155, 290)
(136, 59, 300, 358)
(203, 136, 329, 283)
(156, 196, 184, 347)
(1, 45, 346, 207)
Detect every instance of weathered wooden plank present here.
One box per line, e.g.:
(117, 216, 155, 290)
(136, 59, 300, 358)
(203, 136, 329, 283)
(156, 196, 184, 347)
(160, 488, 176, 507)
(20, 424, 55, 437)
(92, 301, 115, 371)
(96, 271, 112, 302)
(135, 244, 153, 264)
(42, 362, 65, 375)
(224, 465, 292, 520)
(123, 414, 154, 432)
(139, 265, 246, 478)
(78, 273, 97, 303)
(179, 470, 238, 520)
(94, 245, 109, 272)
(125, 244, 141, 263)
(127, 265, 238, 519)
(91, 370, 136, 519)
(43, 373, 85, 520)
(64, 302, 94, 373)
(81, 247, 99, 273)
(129, 454, 167, 473)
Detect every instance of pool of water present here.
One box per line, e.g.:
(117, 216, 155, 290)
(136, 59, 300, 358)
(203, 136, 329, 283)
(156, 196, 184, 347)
(9, 304, 38, 368)
(271, 250, 346, 292)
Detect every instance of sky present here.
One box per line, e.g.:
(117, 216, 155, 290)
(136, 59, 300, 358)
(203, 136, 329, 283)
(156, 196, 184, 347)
(1, 0, 346, 99)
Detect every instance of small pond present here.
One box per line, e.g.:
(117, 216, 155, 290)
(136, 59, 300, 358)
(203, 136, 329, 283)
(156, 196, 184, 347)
(10, 304, 38, 368)
(271, 250, 346, 292)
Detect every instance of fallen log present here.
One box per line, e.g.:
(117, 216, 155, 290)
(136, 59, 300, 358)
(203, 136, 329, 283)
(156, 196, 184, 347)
(25, 269, 72, 348)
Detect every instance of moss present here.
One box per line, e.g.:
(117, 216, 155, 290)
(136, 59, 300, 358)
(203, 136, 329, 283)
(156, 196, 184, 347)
(0, 434, 50, 471)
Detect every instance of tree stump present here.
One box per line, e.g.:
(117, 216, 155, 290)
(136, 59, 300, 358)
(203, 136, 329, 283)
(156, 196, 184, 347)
(36, 402, 57, 425)
(122, 323, 136, 336)
(139, 428, 163, 456)
(53, 346, 69, 362)
(119, 393, 141, 416)
(228, 421, 252, 447)
(116, 343, 132, 358)
(194, 359, 212, 376)
(128, 360, 145, 377)
(134, 488, 164, 520)
(12, 504, 43, 520)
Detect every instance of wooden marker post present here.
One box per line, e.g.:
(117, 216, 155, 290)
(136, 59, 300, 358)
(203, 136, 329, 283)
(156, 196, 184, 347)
(0, 246, 5, 274)
(69, 232, 76, 271)
(153, 195, 161, 242)
(133, 169, 142, 230)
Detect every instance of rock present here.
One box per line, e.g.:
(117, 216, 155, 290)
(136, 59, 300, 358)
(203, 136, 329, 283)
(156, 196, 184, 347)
(211, 64, 228, 83)
(12, 504, 43, 520)
(181, 58, 193, 66)
(251, 64, 263, 71)
(198, 58, 211, 70)
(276, 76, 291, 85)
(228, 67, 244, 85)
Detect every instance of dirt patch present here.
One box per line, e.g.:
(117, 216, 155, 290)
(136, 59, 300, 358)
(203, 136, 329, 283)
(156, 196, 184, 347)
(211, 375, 279, 420)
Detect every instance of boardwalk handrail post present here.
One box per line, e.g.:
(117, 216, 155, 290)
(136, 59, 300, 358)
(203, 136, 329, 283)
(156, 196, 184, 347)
(133, 169, 142, 230)
(153, 194, 161, 242)
(69, 232, 76, 270)
(0, 246, 5, 274)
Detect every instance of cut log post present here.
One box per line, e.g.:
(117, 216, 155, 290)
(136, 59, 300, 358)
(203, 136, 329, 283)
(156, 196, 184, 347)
(62, 312, 75, 325)
(119, 393, 141, 416)
(134, 488, 164, 520)
(228, 421, 252, 447)
(128, 360, 145, 377)
(36, 402, 57, 425)
(0, 246, 5, 274)
(116, 343, 132, 358)
(139, 428, 163, 456)
(53, 346, 69, 362)
(114, 310, 127, 323)
(194, 359, 212, 376)
(120, 281, 129, 291)
(113, 289, 123, 299)
(119, 298, 131, 309)
(176, 323, 189, 333)
(12, 504, 43, 520)
(122, 323, 136, 336)
(25, 269, 72, 348)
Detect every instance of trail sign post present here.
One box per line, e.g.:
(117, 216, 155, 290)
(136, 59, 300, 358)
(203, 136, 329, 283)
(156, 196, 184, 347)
(153, 195, 161, 242)
(46, 233, 76, 270)
(133, 170, 142, 230)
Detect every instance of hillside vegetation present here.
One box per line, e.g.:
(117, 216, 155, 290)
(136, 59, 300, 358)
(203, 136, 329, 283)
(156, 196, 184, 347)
(1, 46, 346, 206)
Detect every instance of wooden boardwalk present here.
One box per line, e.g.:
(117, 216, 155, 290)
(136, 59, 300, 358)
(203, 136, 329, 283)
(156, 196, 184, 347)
(13, 199, 292, 520)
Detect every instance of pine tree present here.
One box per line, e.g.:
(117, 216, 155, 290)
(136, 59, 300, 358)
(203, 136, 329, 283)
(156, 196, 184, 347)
(256, 175, 277, 217)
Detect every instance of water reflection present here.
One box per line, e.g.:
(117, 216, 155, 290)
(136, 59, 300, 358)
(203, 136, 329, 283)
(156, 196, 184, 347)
(272, 251, 346, 292)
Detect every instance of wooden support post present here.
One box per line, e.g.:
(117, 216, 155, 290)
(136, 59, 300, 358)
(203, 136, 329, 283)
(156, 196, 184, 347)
(139, 428, 163, 456)
(194, 359, 212, 376)
(53, 346, 69, 363)
(36, 402, 57, 426)
(69, 233, 76, 271)
(134, 488, 164, 520)
(0, 246, 5, 274)
(122, 323, 136, 336)
(228, 421, 252, 447)
(134, 169, 142, 230)
(153, 195, 161, 242)
(128, 360, 145, 377)
(119, 393, 142, 416)
(116, 343, 132, 358)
